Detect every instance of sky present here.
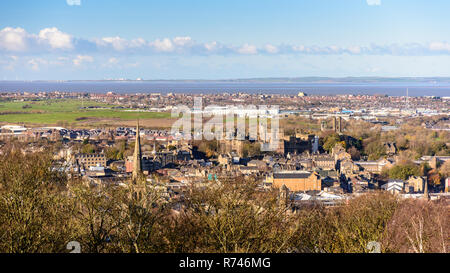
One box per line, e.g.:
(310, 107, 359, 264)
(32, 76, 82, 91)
(1, 0, 450, 80)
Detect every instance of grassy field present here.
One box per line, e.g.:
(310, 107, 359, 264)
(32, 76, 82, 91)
(0, 99, 172, 127)
(280, 116, 321, 134)
(0, 99, 317, 131)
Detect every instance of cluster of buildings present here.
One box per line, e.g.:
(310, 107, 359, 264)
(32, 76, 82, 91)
(2, 91, 448, 120)
(1, 120, 442, 206)
(0, 125, 175, 143)
(1, 90, 449, 206)
(2, 117, 449, 207)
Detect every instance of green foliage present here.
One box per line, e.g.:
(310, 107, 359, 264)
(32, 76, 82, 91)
(165, 178, 294, 253)
(197, 141, 218, 158)
(323, 133, 341, 153)
(105, 141, 126, 160)
(439, 160, 450, 177)
(0, 150, 74, 253)
(167, 145, 177, 151)
(242, 142, 261, 158)
(82, 138, 89, 145)
(105, 147, 122, 160)
(292, 192, 398, 253)
(365, 141, 386, 160)
(387, 164, 420, 180)
(347, 146, 361, 160)
(0, 151, 447, 253)
(336, 117, 449, 159)
(81, 143, 96, 154)
(0, 99, 171, 126)
(382, 199, 448, 253)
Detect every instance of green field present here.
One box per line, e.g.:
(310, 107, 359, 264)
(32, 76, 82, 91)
(0, 99, 171, 126)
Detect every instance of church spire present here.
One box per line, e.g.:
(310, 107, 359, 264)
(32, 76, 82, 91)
(132, 119, 142, 180)
(423, 179, 430, 201)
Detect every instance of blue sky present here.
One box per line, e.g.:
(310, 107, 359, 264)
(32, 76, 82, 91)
(1, 0, 450, 80)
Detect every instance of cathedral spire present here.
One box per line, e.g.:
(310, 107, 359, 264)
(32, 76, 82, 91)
(132, 119, 142, 180)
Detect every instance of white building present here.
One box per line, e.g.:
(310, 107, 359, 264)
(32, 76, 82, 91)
(381, 180, 405, 194)
(0, 125, 27, 135)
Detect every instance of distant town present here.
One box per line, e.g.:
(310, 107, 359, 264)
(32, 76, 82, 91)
(2, 0, 450, 260)
(1, 91, 449, 208)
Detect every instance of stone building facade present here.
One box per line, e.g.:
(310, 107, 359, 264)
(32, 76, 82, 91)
(272, 171, 321, 192)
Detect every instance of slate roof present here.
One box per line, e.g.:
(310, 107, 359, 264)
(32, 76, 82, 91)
(274, 172, 311, 179)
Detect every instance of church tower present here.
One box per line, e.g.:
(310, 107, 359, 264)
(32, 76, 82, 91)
(132, 120, 143, 180)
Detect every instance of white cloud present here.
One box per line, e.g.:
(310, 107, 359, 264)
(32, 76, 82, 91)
(0, 55, 19, 71)
(204, 41, 219, 52)
(4, 26, 450, 58)
(0, 27, 28, 51)
(237, 44, 258, 55)
(292, 45, 306, 52)
(101, 57, 120, 68)
(366, 0, 381, 6)
(96, 36, 148, 51)
(429, 42, 450, 52)
(38, 27, 73, 50)
(66, 0, 81, 6)
(98, 37, 128, 51)
(73, 55, 93, 66)
(28, 58, 48, 71)
(148, 37, 196, 53)
(129, 38, 147, 48)
(150, 38, 175, 52)
(347, 46, 362, 54)
(173, 36, 193, 47)
(328, 45, 340, 53)
(28, 59, 39, 71)
(264, 44, 279, 54)
(108, 57, 119, 64)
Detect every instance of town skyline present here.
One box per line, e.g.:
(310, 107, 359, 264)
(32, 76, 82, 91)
(0, 0, 448, 257)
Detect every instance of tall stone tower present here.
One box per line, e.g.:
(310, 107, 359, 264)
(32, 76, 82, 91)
(332, 117, 337, 132)
(321, 120, 327, 132)
(338, 116, 342, 133)
(333, 116, 342, 134)
(132, 120, 143, 180)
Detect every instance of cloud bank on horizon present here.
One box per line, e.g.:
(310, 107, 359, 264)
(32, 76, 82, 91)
(1, 26, 450, 57)
(1, 0, 450, 80)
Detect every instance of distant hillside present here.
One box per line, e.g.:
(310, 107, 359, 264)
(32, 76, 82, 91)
(58, 77, 450, 83)
(218, 77, 450, 83)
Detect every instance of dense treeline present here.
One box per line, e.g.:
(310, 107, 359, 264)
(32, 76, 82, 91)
(344, 118, 450, 160)
(0, 150, 448, 253)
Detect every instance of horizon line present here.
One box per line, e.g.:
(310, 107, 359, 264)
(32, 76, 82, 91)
(2, 76, 450, 83)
